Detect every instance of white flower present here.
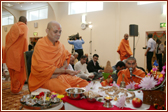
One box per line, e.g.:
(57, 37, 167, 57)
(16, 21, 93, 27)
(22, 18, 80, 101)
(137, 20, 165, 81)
(112, 81, 119, 88)
(115, 95, 126, 109)
(139, 76, 157, 90)
(126, 81, 135, 89)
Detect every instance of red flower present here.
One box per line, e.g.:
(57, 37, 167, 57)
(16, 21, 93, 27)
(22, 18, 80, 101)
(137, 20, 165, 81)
(36, 95, 40, 99)
(39, 92, 44, 96)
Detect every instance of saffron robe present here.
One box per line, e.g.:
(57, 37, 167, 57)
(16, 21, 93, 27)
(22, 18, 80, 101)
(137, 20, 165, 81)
(117, 68, 146, 85)
(28, 36, 88, 95)
(117, 39, 133, 61)
(5, 22, 28, 93)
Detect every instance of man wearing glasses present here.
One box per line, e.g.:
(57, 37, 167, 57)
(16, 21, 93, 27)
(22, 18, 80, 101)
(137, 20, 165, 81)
(117, 33, 133, 61)
(117, 57, 146, 85)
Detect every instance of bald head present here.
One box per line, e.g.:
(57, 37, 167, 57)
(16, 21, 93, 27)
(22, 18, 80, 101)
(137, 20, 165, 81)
(47, 21, 61, 30)
(70, 55, 75, 65)
(126, 57, 136, 63)
(124, 33, 129, 40)
(19, 16, 27, 24)
(46, 21, 62, 44)
(125, 57, 137, 70)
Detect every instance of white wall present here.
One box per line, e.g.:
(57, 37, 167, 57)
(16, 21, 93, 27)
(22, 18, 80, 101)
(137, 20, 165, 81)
(57, 2, 166, 68)
(2, 2, 166, 69)
(2, 3, 55, 45)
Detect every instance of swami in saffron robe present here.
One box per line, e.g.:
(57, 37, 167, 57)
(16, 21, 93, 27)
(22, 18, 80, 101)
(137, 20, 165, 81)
(117, 68, 146, 85)
(28, 36, 88, 95)
(117, 39, 133, 61)
(5, 22, 28, 93)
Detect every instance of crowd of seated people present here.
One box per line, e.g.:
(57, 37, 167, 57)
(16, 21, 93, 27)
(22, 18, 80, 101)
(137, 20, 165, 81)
(72, 52, 147, 86)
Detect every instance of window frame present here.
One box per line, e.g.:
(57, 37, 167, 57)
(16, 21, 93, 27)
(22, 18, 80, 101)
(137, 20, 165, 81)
(68, 2, 103, 15)
(27, 6, 48, 21)
(2, 14, 14, 26)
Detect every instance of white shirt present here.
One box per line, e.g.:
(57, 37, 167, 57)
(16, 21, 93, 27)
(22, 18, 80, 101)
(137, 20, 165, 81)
(74, 61, 94, 79)
(67, 64, 74, 71)
(155, 43, 164, 54)
(147, 38, 156, 52)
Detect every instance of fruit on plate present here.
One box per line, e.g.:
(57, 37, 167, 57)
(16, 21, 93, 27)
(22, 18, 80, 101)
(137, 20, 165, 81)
(132, 97, 142, 108)
(101, 81, 107, 86)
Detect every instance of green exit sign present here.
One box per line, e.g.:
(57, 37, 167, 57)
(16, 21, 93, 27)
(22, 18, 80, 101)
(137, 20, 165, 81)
(160, 23, 166, 28)
(33, 32, 38, 36)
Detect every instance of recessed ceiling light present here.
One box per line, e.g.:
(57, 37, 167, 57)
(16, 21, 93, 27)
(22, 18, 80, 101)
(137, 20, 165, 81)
(21, 5, 22, 7)
(31, 3, 33, 4)
(3, 3, 14, 7)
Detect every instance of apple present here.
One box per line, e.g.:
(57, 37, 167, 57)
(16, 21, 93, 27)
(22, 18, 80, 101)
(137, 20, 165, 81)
(101, 81, 107, 86)
(132, 97, 142, 108)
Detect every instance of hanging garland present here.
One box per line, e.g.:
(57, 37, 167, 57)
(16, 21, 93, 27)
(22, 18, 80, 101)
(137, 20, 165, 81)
(146, 31, 166, 40)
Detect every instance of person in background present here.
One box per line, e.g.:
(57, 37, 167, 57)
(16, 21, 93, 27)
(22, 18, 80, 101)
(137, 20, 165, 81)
(112, 61, 126, 82)
(28, 21, 88, 95)
(155, 39, 164, 71)
(117, 57, 146, 85)
(28, 41, 34, 51)
(145, 34, 156, 72)
(68, 36, 84, 60)
(4, 16, 28, 94)
(2, 46, 10, 81)
(67, 55, 75, 71)
(73, 52, 79, 66)
(85, 53, 89, 65)
(75, 55, 95, 81)
(87, 54, 104, 80)
(117, 33, 133, 61)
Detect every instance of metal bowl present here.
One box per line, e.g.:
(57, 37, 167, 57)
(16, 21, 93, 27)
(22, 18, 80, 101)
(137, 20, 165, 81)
(20, 94, 32, 103)
(85, 96, 97, 103)
(37, 99, 51, 106)
(51, 97, 60, 103)
(66, 88, 85, 100)
(26, 99, 38, 106)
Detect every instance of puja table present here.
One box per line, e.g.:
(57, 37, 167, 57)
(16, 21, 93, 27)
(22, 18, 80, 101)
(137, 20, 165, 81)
(62, 83, 158, 110)
(62, 96, 156, 110)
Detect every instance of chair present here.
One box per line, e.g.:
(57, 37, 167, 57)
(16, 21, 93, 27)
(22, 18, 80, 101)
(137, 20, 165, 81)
(24, 51, 50, 94)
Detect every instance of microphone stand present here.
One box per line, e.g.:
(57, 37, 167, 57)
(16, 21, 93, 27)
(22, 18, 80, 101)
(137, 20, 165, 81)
(131, 73, 143, 79)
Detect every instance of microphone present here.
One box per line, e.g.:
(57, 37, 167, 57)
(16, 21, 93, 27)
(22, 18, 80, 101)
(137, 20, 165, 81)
(129, 67, 133, 77)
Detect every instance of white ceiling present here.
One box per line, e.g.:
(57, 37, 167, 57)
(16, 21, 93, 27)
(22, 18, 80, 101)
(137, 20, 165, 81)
(2, 2, 48, 15)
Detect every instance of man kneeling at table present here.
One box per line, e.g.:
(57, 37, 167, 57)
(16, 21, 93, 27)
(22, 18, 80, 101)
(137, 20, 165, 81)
(117, 57, 146, 85)
(28, 21, 89, 95)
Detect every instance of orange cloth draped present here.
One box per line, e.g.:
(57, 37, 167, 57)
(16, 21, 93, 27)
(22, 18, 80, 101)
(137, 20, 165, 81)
(5, 22, 28, 93)
(29, 36, 88, 94)
(117, 39, 133, 61)
(2, 46, 6, 63)
(117, 68, 146, 85)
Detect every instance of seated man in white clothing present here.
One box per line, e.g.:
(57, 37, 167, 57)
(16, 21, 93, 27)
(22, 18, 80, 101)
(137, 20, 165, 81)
(67, 55, 75, 71)
(74, 55, 94, 81)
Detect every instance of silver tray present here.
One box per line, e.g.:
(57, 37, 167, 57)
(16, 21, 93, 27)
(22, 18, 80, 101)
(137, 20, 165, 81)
(20, 95, 61, 110)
